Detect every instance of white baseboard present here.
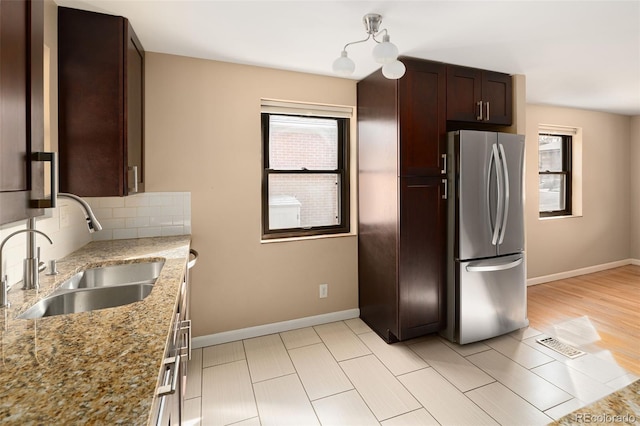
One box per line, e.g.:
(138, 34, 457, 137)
(192, 308, 360, 348)
(527, 259, 636, 286)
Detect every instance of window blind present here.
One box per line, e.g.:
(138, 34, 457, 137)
(539, 124, 578, 136)
(261, 99, 353, 119)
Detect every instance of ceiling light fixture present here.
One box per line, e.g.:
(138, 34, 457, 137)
(332, 13, 406, 80)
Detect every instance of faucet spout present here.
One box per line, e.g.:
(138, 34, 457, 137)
(58, 193, 102, 232)
(0, 228, 53, 307)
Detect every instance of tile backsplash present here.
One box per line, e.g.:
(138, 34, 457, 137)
(87, 192, 191, 241)
(0, 192, 191, 288)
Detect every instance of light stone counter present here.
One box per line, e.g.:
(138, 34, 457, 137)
(0, 235, 192, 425)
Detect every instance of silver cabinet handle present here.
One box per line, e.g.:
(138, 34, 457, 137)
(128, 165, 139, 193)
(485, 102, 490, 121)
(30, 152, 57, 208)
(180, 319, 192, 360)
(476, 101, 483, 121)
(441, 154, 447, 174)
(156, 354, 181, 396)
(442, 178, 448, 200)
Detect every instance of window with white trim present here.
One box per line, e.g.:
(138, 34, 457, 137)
(261, 100, 351, 239)
(538, 125, 576, 217)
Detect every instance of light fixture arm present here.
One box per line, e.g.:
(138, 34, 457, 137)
(342, 34, 372, 53)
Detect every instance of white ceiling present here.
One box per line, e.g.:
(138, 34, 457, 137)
(55, 0, 640, 116)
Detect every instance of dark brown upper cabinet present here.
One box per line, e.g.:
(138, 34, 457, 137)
(0, 0, 45, 225)
(446, 64, 513, 126)
(398, 58, 447, 177)
(58, 7, 144, 197)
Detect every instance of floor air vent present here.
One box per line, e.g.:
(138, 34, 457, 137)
(536, 337, 586, 359)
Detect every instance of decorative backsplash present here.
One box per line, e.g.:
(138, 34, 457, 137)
(87, 192, 191, 241)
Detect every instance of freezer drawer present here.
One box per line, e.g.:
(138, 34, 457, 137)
(457, 254, 528, 344)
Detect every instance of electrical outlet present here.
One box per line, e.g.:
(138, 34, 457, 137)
(319, 283, 328, 299)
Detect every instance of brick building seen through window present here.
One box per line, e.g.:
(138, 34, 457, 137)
(262, 114, 349, 238)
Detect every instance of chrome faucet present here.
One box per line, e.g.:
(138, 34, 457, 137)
(0, 227, 53, 307)
(58, 193, 102, 233)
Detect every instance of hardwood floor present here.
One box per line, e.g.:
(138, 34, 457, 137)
(527, 265, 640, 376)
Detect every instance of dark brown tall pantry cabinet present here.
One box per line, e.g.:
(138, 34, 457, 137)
(58, 7, 144, 197)
(358, 58, 447, 342)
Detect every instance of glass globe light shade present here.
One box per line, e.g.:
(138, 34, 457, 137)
(332, 51, 355, 76)
(382, 60, 406, 79)
(372, 35, 399, 64)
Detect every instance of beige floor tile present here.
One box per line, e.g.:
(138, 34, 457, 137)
(183, 397, 201, 426)
(288, 343, 353, 400)
(340, 354, 421, 421)
(314, 321, 371, 361)
(485, 334, 555, 369)
(467, 349, 572, 411)
(253, 374, 320, 426)
(312, 390, 380, 426)
(201, 360, 257, 426)
(359, 332, 428, 376)
(531, 361, 617, 403)
(232, 418, 261, 426)
(543, 398, 586, 421)
(409, 337, 494, 391)
(439, 337, 491, 357)
(244, 334, 295, 383)
(466, 382, 553, 426)
(280, 327, 322, 350)
(344, 318, 373, 335)
(186, 348, 203, 399)
(202, 340, 245, 368)
(399, 368, 498, 425)
(381, 409, 439, 426)
(509, 326, 542, 341)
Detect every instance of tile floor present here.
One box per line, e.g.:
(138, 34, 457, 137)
(182, 319, 638, 426)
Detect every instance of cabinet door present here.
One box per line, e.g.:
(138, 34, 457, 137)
(126, 22, 144, 194)
(398, 59, 446, 177)
(0, 0, 44, 225)
(446, 65, 513, 126)
(446, 65, 482, 122)
(398, 176, 446, 340)
(482, 70, 512, 125)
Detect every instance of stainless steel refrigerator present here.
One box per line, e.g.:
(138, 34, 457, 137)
(442, 130, 529, 344)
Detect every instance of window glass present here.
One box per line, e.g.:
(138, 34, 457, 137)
(262, 112, 349, 239)
(269, 116, 338, 170)
(538, 133, 571, 217)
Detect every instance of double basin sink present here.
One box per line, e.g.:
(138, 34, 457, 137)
(18, 260, 165, 319)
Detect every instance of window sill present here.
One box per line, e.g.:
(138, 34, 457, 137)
(260, 232, 357, 244)
(539, 214, 583, 221)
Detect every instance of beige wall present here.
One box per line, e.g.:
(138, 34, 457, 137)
(631, 116, 640, 260)
(525, 104, 632, 278)
(144, 53, 358, 337)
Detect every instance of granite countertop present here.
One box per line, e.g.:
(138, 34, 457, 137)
(0, 235, 192, 425)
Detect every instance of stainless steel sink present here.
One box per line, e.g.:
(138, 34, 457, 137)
(17, 259, 165, 319)
(17, 284, 154, 319)
(56, 260, 165, 290)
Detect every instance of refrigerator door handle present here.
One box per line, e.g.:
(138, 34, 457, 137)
(491, 144, 504, 245)
(465, 256, 523, 272)
(498, 143, 510, 244)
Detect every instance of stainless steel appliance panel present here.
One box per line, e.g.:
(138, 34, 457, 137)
(454, 131, 498, 260)
(496, 133, 525, 256)
(457, 254, 528, 344)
